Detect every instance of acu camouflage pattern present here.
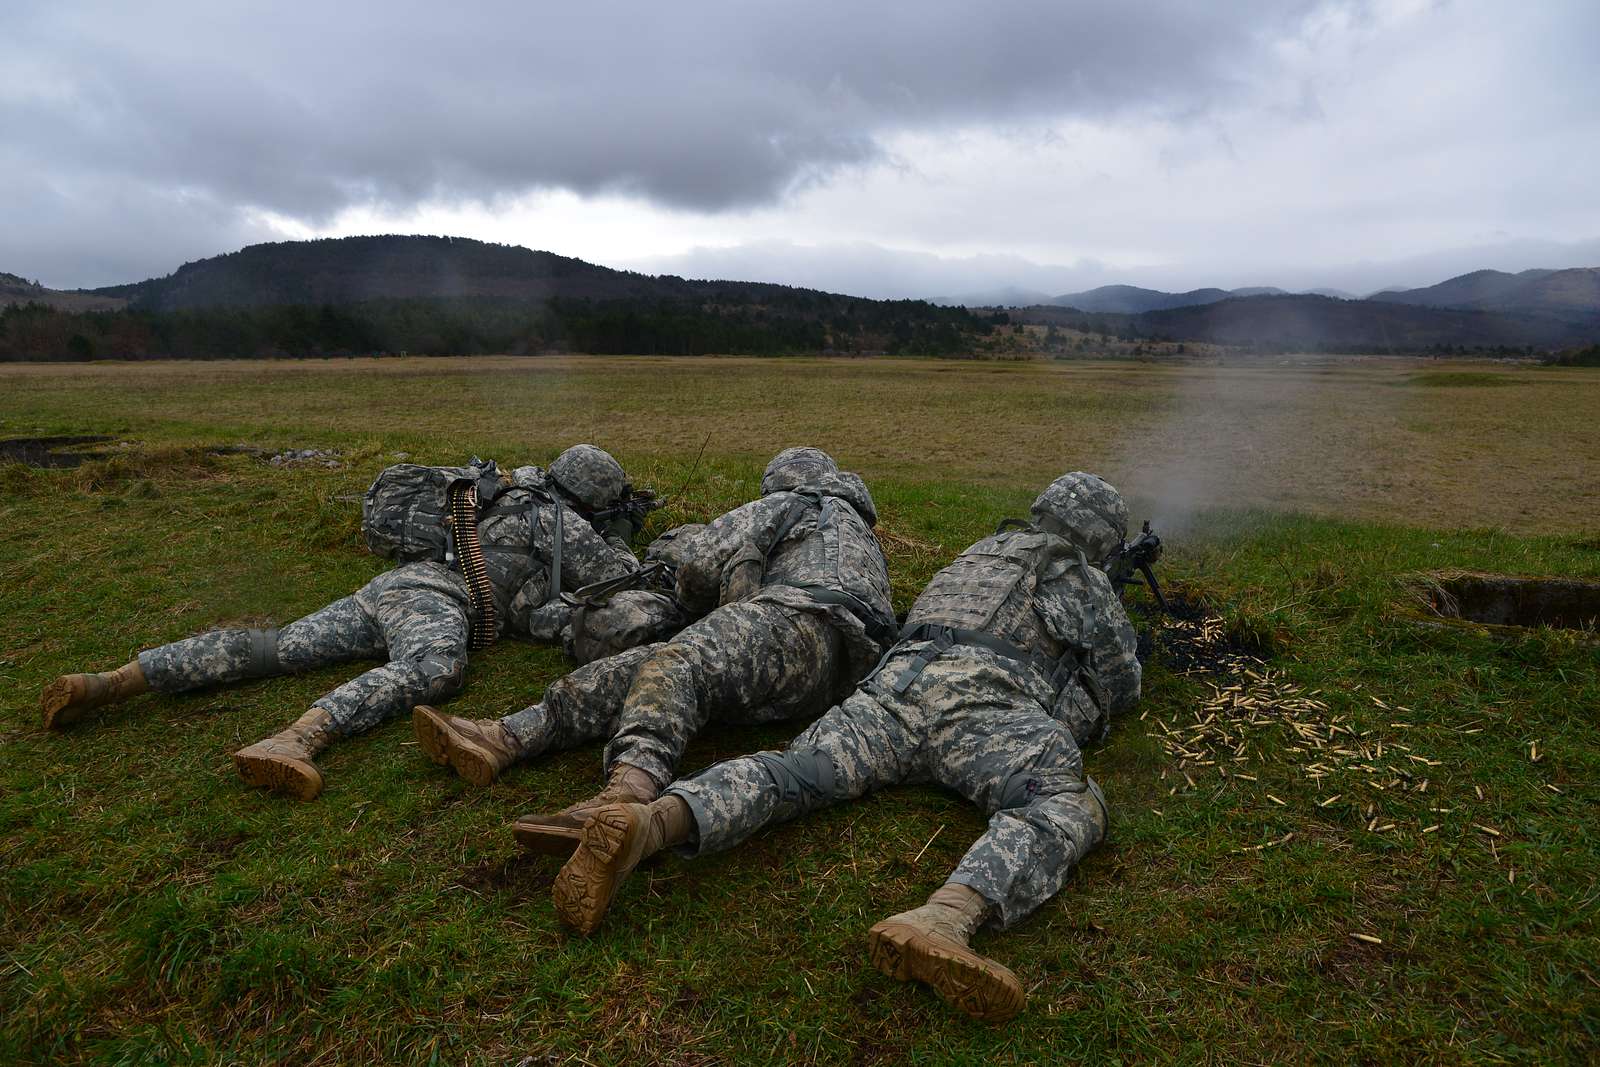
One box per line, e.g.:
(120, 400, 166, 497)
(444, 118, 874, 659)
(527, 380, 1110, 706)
(498, 599, 848, 783)
(140, 561, 470, 736)
(601, 599, 850, 785)
(1029, 471, 1129, 561)
(562, 524, 710, 664)
(499, 642, 660, 755)
(599, 454, 894, 785)
(665, 523, 1140, 929)
(478, 464, 639, 640)
(670, 463, 895, 672)
(136, 454, 641, 739)
(547, 444, 629, 512)
(496, 453, 895, 788)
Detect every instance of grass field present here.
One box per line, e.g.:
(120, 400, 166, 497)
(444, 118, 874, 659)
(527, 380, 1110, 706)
(2, 355, 1598, 1064)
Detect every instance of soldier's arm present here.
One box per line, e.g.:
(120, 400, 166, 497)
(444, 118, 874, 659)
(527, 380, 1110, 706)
(558, 504, 641, 588)
(673, 495, 800, 612)
(509, 504, 641, 641)
(1040, 567, 1142, 716)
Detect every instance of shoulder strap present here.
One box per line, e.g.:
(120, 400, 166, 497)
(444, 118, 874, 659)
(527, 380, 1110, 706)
(548, 496, 564, 604)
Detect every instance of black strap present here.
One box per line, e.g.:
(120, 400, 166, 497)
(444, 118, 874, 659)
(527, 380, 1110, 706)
(885, 622, 1093, 701)
(548, 496, 563, 605)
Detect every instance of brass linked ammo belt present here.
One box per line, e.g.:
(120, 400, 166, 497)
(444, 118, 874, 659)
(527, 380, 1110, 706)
(447, 483, 498, 651)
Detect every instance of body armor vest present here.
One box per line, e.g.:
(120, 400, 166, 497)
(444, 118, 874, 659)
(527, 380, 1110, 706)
(905, 530, 1073, 655)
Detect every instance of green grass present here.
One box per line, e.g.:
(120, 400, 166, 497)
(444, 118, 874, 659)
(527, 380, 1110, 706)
(1, 356, 1597, 1064)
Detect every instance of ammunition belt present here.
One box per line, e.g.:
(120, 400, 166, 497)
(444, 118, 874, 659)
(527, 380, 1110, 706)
(448, 483, 498, 651)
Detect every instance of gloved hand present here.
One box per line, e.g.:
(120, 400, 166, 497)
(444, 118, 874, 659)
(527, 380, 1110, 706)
(601, 510, 643, 544)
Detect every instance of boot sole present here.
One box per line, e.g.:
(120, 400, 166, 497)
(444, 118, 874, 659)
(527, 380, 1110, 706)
(40, 677, 84, 730)
(867, 920, 1025, 1022)
(411, 706, 454, 766)
(234, 751, 324, 801)
(512, 818, 584, 857)
(552, 806, 641, 934)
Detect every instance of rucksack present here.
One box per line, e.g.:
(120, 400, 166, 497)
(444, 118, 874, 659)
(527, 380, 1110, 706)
(360, 459, 508, 564)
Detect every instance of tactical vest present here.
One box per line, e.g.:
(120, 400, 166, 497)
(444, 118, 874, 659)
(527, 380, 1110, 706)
(905, 529, 1072, 648)
(879, 529, 1102, 703)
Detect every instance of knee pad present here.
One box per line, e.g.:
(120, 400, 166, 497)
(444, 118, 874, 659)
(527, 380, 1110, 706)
(244, 628, 281, 679)
(748, 749, 837, 820)
(406, 649, 467, 699)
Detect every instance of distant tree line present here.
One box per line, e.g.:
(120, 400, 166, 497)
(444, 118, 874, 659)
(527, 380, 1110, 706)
(1543, 343, 1600, 367)
(0, 295, 989, 362)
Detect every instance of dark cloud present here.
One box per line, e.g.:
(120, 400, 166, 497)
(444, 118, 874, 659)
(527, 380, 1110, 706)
(4, 0, 1332, 284)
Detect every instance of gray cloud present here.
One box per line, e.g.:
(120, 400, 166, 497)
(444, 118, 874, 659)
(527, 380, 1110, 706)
(6, 0, 1332, 285)
(5, 1, 1597, 294)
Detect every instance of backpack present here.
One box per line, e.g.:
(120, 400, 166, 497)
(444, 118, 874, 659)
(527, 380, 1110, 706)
(360, 459, 507, 564)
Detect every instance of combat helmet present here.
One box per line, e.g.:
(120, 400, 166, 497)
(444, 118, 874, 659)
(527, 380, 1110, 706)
(760, 447, 838, 495)
(549, 444, 628, 512)
(1030, 472, 1128, 560)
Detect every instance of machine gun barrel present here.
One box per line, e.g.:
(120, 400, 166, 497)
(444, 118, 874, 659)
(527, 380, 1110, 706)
(590, 488, 663, 524)
(1104, 520, 1171, 612)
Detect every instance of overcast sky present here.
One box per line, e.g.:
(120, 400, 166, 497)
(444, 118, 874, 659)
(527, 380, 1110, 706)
(5, 0, 1597, 297)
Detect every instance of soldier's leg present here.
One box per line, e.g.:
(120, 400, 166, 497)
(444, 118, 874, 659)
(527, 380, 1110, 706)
(414, 643, 658, 792)
(313, 583, 468, 736)
(869, 698, 1104, 1021)
(503, 643, 661, 757)
(552, 685, 923, 933)
(42, 594, 382, 729)
(236, 568, 468, 799)
(602, 601, 845, 788)
(937, 706, 1104, 929)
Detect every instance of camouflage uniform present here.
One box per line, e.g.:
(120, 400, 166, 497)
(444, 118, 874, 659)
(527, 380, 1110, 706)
(663, 491, 1141, 929)
(137, 454, 639, 738)
(499, 448, 896, 785)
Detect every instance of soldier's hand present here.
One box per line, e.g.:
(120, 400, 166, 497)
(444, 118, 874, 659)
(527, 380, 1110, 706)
(601, 511, 644, 544)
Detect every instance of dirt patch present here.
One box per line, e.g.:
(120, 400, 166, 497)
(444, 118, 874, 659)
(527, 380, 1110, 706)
(1403, 570, 1600, 636)
(0, 435, 113, 467)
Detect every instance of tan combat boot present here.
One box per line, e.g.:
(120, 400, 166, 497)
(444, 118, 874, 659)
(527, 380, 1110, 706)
(512, 763, 660, 856)
(867, 883, 1025, 1022)
(41, 660, 149, 729)
(551, 796, 692, 934)
(412, 705, 525, 786)
(232, 708, 338, 800)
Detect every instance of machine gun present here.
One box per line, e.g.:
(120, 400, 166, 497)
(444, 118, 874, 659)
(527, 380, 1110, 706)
(588, 487, 665, 541)
(1102, 520, 1170, 612)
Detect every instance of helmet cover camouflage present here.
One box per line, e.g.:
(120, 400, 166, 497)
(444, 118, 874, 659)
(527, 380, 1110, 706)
(760, 446, 838, 495)
(1030, 472, 1129, 559)
(549, 444, 628, 511)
